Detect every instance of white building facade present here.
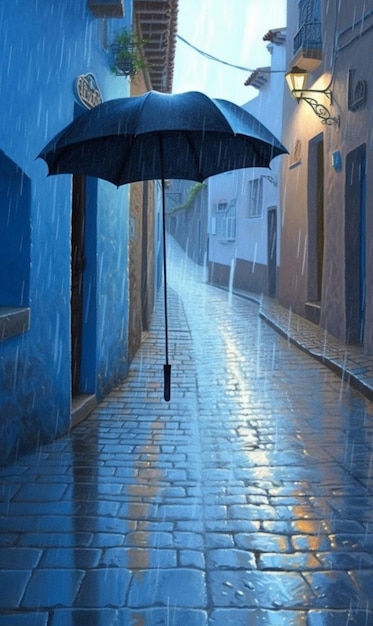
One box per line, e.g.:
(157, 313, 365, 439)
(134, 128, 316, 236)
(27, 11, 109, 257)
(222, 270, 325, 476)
(208, 29, 286, 298)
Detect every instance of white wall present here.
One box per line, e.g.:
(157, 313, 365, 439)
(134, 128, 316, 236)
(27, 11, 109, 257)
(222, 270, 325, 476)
(209, 36, 286, 272)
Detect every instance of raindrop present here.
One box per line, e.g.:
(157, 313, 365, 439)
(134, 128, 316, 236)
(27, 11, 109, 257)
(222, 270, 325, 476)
(272, 600, 284, 609)
(228, 257, 236, 306)
(223, 580, 234, 588)
(243, 580, 255, 590)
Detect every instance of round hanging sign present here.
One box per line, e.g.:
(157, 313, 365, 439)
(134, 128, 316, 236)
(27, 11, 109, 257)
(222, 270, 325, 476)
(74, 73, 103, 109)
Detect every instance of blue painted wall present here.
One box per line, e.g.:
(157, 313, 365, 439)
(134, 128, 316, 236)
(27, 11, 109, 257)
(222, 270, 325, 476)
(0, 0, 133, 463)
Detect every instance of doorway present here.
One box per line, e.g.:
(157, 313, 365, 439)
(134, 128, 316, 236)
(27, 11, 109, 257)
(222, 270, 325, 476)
(308, 134, 324, 303)
(305, 134, 324, 325)
(141, 180, 149, 331)
(267, 207, 277, 297)
(345, 144, 366, 345)
(71, 174, 86, 395)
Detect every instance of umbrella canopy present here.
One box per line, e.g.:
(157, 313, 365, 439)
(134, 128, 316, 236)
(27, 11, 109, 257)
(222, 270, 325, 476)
(39, 90, 287, 184)
(38, 90, 287, 401)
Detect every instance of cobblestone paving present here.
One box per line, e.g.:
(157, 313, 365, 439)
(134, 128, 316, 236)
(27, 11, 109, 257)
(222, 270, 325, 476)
(1, 240, 373, 625)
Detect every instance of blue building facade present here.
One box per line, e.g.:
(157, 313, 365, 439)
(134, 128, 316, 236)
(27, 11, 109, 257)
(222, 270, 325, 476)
(0, 0, 133, 463)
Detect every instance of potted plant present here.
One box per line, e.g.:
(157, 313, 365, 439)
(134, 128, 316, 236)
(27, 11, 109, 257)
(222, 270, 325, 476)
(111, 29, 150, 78)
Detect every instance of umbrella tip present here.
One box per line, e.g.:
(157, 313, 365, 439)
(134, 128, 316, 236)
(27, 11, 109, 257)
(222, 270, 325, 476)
(164, 364, 171, 402)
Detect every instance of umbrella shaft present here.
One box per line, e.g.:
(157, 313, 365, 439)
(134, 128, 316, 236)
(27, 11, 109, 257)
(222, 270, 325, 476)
(161, 176, 169, 366)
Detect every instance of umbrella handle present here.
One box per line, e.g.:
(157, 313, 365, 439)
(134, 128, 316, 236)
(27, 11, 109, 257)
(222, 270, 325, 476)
(164, 364, 171, 402)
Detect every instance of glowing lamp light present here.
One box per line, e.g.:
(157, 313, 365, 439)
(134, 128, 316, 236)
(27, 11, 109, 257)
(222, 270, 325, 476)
(285, 66, 339, 126)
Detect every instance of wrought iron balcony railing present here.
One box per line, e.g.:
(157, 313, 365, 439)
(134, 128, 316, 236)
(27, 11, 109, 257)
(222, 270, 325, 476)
(293, 22, 322, 58)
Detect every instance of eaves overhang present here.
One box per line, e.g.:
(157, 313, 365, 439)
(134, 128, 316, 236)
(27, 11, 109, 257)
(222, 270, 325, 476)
(134, 0, 178, 93)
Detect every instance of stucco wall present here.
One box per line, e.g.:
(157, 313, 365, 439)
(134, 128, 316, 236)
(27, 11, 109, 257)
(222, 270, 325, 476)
(281, 0, 373, 351)
(0, 0, 131, 463)
(209, 258, 268, 295)
(323, 1, 373, 348)
(166, 179, 209, 267)
(127, 70, 156, 361)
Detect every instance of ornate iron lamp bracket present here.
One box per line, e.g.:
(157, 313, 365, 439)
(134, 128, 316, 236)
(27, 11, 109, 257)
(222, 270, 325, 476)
(293, 89, 340, 126)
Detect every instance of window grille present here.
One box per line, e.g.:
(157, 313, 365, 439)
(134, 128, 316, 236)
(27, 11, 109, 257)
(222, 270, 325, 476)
(217, 201, 228, 212)
(299, 0, 320, 25)
(216, 215, 236, 241)
(295, 0, 322, 56)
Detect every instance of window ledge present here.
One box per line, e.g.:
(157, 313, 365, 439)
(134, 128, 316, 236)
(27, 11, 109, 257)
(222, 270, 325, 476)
(87, 0, 124, 18)
(0, 307, 30, 342)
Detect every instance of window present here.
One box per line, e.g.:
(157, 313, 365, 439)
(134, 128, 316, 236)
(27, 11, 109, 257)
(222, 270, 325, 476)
(216, 215, 236, 241)
(0, 150, 31, 341)
(295, 0, 322, 57)
(299, 0, 320, 25)
(0, 151, 31, 307)
(215, 200, 236, 241)
(246, 178, 263, 218)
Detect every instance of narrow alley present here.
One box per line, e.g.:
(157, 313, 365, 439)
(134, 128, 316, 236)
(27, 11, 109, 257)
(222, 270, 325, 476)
(1, 239, 373, 625)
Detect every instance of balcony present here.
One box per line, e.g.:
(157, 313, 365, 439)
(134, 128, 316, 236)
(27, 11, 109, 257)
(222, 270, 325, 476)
(292, 22, 322, 72)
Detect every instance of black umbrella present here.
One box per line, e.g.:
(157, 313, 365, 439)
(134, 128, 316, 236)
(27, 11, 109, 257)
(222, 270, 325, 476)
(38, 90, 287, 401)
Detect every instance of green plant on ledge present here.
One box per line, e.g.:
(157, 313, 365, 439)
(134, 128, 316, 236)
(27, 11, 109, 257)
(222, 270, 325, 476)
(111, 29, 150, 78)
(166, 183, 206, 215)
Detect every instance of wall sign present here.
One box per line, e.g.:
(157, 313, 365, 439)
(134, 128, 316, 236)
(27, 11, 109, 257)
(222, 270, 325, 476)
(348, 69, 367, 112)
(74, 73, 103, 109)
(289, 139, 302, 169)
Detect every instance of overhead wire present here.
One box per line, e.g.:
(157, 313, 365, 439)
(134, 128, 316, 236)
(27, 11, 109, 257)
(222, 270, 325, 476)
(176, 34, 287, 74)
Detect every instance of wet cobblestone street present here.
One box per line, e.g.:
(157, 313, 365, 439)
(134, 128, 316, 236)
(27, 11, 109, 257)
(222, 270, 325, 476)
(1, 239, 373, 625)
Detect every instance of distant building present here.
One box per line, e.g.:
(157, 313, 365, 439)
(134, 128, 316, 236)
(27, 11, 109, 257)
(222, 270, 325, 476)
(208, 29, 286, 297)
(166, 179, 209, 267)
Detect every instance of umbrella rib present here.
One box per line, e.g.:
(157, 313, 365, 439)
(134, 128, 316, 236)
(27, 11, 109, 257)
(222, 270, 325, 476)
(183, 131, 208, 182)
(114, 135, 136, 185)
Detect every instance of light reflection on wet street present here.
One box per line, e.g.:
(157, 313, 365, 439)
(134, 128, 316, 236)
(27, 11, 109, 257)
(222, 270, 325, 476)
(1, 238, 373, 625)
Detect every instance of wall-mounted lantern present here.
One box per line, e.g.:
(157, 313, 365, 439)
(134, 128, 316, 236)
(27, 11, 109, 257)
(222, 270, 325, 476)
(285, 66, 339, 126)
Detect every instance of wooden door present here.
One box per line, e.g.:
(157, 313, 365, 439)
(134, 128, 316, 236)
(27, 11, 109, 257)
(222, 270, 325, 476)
(267, 208, 277, 297)
(71, 175, 86, 395)
(345, 144, 366, 345)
